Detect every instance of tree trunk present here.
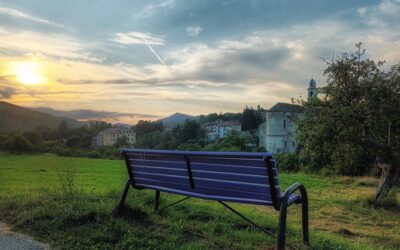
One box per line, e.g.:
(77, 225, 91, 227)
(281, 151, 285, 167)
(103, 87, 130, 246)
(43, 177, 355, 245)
(374, 162, 400, 205)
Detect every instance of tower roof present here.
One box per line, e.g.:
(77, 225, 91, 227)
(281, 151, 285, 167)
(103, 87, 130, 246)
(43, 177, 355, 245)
(309, 78, 316, 88)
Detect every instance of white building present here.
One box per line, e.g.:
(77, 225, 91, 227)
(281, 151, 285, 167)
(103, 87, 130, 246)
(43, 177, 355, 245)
(262, 103, 302, 153)
(96, 127, 136, 147)
(259, 79, 317, 153)
(203, 120, 241, 141)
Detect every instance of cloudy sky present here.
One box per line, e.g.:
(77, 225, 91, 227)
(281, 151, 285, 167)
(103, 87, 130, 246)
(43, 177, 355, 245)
(0, 0, 399, 124)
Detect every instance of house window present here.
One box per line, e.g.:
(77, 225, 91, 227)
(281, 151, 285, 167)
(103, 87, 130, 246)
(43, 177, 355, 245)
(292, 141, 295, 147)
(284, 141, 287, 148)
(283, 120, 286, 128)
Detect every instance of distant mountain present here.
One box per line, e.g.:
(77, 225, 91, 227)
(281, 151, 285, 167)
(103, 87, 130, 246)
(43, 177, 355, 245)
(160, 112, 194, 128)
(0, 101, 82, 133)
(113, 123, 132, 128)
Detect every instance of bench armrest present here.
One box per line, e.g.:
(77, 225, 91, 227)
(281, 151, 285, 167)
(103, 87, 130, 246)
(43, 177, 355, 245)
(281, 182, 307, 206)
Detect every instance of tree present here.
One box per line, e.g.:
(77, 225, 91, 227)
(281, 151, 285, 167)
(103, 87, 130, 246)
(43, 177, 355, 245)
(65, 136, 81, 148)
(23, 131, 45, 152)
(34, 124, 58, 141)
(135, 120, 163, 138)
(297, 43, 400, 204)
(180, 120, 205, 143)
(58, 120, 69, 139)
(3, 135, 33, 153)
(241, 106, 263, 131)
(114, 136, 130, 147)
(80, 135, 93, 148)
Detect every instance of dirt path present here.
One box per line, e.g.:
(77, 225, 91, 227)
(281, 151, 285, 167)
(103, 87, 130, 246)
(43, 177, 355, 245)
(0, 222, 50, 250)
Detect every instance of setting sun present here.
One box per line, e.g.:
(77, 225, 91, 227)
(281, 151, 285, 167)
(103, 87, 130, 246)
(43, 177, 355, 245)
(14, 62, 43, 85)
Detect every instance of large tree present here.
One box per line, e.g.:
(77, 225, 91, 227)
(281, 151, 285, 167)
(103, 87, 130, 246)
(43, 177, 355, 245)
(298, 43, 400, 204)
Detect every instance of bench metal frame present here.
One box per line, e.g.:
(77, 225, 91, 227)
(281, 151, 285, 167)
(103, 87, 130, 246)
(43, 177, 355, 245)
(115, 151, 309, 250)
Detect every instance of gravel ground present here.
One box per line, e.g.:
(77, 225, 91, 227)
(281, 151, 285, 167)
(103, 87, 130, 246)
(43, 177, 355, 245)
(0, 223, 49, 250)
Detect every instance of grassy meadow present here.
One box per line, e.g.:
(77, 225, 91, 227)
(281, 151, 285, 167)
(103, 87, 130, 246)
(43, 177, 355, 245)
(0, 153, 399, 249)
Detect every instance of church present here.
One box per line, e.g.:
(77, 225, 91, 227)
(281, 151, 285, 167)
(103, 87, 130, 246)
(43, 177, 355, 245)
(258, 79, 317, 153)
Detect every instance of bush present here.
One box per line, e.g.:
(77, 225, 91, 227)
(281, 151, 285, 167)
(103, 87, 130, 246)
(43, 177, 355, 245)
(86, 150, 101, 159)
(275, 153, 300, 172)
(3, 134, 33, 153)
(23, 131, 46, 152)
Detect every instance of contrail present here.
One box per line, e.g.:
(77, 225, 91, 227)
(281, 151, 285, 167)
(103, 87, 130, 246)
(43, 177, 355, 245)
(144, 43, 167, 66)
(0, 7, 63, 27)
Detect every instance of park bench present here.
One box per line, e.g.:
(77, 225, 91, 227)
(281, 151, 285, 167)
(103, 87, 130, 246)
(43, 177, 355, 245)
(115, 149, 309, 250)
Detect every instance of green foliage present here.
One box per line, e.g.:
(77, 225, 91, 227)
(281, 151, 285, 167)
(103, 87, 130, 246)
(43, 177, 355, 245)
(179, 120, 205, 143)
(86, 121, 112, 135)
(203, 130, 246, 152)
(23, 131, 46, 153)
(276, 153, 300, 172)
(114, 135, 130, 147)
(65, 135, 81, 148)
(58, 120, 68, 139)
(80, 135, 93, 148)
(2, 134, 33, 153)
(198, 112, 242, 124)
(135, 120, 163, 139)
(56, 158, 78, 196)
(297, 43, 399, 176)
(241, 105, 264, 131)
(34, 124, 58, 141)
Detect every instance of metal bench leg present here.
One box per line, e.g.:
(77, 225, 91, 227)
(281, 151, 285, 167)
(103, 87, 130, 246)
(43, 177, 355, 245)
(278, 182, 310, 249)
(301, 190, 309, 245)
(114, 179, 131, 215)
(277, 202, 288, 250)
(154, 190, 160, 211)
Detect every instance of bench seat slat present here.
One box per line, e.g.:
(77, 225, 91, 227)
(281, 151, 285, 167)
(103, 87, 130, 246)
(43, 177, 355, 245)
(129, 159, 187, 170)
(129, 159, 278, 176)
(134, 171, 272, 193)
(137, 178, 271, 200)
(191, 163, 279, 182)
(131, 165, 278, 185)
(139, 184, 272, 205)
(127, 154, 267, 168)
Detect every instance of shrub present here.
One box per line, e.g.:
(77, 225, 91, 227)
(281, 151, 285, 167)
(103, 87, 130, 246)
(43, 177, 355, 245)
(275, 153, 300, 172)
(86, 150, 101, 159)
(3, 134, 33, 154)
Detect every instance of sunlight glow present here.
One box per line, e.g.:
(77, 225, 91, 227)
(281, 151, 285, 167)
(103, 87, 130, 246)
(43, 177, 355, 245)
(14, 62, 43, 85)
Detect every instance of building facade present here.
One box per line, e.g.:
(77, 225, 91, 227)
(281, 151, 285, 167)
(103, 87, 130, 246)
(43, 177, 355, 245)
(202, 120, 241, 141)
(258, 79, 316, 153)
(262, 103, 302, 153)
(96, 127, 136, 147)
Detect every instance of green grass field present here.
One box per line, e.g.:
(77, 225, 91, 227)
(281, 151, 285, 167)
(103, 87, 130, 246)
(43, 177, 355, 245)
(0, 154, 399, 249)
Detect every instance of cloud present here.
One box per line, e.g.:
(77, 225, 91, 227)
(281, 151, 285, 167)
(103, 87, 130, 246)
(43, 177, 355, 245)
(114, 32, 165, 45)
(357, 1, 400, 29)
(0, 87, 17, 99)
(2, 1, 399, 118)
(0, 6, 63, 27)
(31, 107, 161, 121)
(137, 0, 175, 19)
(0, 28, 101, 62)
(114, 31, 167, 65)
(186, 26, 202, 36)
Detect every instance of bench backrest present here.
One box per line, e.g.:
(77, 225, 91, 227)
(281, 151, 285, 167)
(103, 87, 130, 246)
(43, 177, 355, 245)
(121, 149, 281, 207)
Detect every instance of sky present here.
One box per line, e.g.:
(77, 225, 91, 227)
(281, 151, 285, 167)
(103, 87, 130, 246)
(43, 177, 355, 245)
(0, 0, 399, 124)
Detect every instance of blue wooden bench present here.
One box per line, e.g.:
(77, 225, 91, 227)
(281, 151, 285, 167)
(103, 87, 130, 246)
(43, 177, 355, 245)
(115, 149, 309, 250)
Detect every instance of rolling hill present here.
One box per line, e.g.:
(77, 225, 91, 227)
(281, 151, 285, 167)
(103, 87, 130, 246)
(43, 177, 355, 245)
(159, 112, 194, 128)
(0, 101, 82, 133)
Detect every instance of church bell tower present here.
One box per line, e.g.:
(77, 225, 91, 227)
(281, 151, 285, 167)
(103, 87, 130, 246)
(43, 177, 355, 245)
(307, 78, 317, 99)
